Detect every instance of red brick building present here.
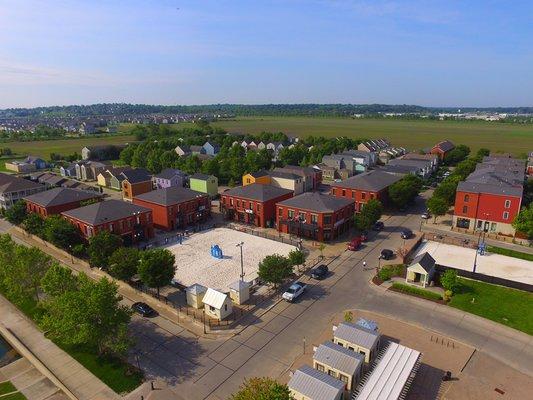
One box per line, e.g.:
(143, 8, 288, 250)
(24, 187, 102, 217)
(276, 192, 354, 241)
(330, 170, 402, 212)
(430, 140, 455, 161)
(453, 156, 525, 236)
(220, 183, 293, 228)
(133, 187, 210, 231)
(61, 199, 154, 244)
(121, 169, 153, 201)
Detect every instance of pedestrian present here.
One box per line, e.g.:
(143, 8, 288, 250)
(363, 261, 367, 268)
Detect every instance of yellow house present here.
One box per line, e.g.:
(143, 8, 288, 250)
(96, 171, 110, 187)
(242, 170, 271, 186)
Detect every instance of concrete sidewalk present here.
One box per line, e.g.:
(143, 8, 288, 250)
(0, 295, 120, 400)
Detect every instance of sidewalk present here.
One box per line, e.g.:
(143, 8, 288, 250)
(0, 295, 120, 400)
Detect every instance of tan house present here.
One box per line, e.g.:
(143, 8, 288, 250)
(288, 365, 345, 400)
(406, 252, 436, 288)
(203, 288, 232, 320)
(313, 341, 364, 392)
(269, 170, 305, 195)
(333, 322, 381, 363)
(186, 284, 207, 309)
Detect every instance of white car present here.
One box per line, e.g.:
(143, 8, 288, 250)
(282, 281, 307, 302)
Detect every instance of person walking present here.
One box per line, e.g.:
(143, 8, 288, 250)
(363, 261, 367, 268)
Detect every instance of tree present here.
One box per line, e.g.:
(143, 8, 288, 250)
(426, 196, 449, 223)
(41, 264, 78, 298)
(43, 215, 82, 249)
(344, 311, 354, 323)
(40, 274, 132, 356)
(433, 179, 460, 205)
(4, 200, 27, 225)
(444, 144, 470, 165)
(287, 249, 305, 271)
(87, 231, 123, 269)
(22, 212, 45, 236)
(138, 249, 176, 296)
(440, 269, 458, 292)
(257, 254, 292, 288)
(230, 377, 293, 400)
(355, 199, 383, 230)
(513, 204, 533, 239)
(108, 247, 140, 281)
(388, 175, 423, 209)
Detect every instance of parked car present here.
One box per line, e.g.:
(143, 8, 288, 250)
(348, 236, 363, 251)
(421, 212, 431, 219)
(372, 221, 384, 231)
(311, 264, 329, 280)
(380, 249, 394, 260)
(282, 281, 307, 302)
(131, 302, 157, 317)
(400, 229, 413, 239)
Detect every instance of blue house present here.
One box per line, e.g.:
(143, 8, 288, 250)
(25, 156, 47, 170)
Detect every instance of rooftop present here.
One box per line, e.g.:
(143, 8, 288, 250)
(332, 170, 402, 191)
(277, 192, 353, 213)
(24, 187, 100, 207)
(409, 252, 435, 273)
(288, 365, 345, 400)
(190, 173, 214, 181)
(121, 168, 151, 184)
(61, 199, 151, 225)
(202, 288, 227, 309)
(224, 183, 293, 202)
(433, 140, 455, 152)
(155, 168, 187, 180)
(0, 173, 44, 194)
(313, 341, 364, 376)
(334, 322, 380, 349)
(134, 187, 206, 206)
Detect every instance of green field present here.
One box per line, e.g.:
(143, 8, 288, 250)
(210, 116, 533, 154)
(1, 135, 134, 160)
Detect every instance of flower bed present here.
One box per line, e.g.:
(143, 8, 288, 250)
(390, 282, 443, 302)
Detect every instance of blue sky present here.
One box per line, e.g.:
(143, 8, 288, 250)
(0, 0, 532, 108)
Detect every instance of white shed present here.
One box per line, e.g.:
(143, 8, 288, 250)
(203, 288, 233, 320)
(186, 284, 207, 309)
(229, 280, 250, 305)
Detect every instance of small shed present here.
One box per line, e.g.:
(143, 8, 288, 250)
(313, 341, 364, 392)
(288, 365, 345, 400)
(406, 252, 436, 288)
(229, 280, 250, 305)
(203, 288, 233, 320)
(186, 284, 207, 309)
(333, 322, 381, 363)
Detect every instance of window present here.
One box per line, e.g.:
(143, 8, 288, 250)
(109, 223, 114, 232)
(256, 204, 261, 212)
(477, 220, 483, 229)
(503, 211, 509, 220)
(324, 215, 331, 224)
(311, 214, 318, 224)
(491, 222, 497, 232)
(464, 194, 469, 202)
(278, 207, 282, 216)
(462, 206, 468, 213)
(316, 363, 325, 372)
(299, 212, 306, 221)
(361, 192, 366, 200)
(331, 188, 336, 196)
(288, 210, 294, 219)
(352, 191, 355, 199)
(370, 193, 375, 199)
(342, 189, 346, 196)
(328, 370, 337, 378)
(348, 346, 354, 351)
(209, 305, 215, 311)
(224, 304, 227, 311)
(237, 200, 241, 207)
(339, 374, 349, 384)
(504, 200, 511, 208)
(230, 198, 234, 206)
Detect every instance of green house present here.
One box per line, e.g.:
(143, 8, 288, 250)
(189, 173, 218, 197)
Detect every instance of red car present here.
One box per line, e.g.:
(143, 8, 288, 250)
(348, 236, 363, 251)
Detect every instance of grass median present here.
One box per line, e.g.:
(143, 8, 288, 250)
(390, 282, 443, 301)
(486, 246, 533, 262)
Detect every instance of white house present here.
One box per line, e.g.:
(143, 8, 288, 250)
(203, 288, 233, 320)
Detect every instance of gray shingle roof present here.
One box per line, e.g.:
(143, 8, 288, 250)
(332, 170, 402, 191)
(277, 192, 353, 213)
(288, 365, 345, 400)
(409, 252, 435, 273)
(190, 173, 213, 181)
(62, 199, 150, 225)
(433, 140, 455, 152)
(457, 181, 523, 197)
(269, 170, 300, 180)
(249, 170, 270, 178)
(134, 187, 206, 206)
(120, 168, 151, 184)
(313, 341, 364, 376)
(388, 159, 432, 169)
(334, 322, 380, 350)
(0, 174, 44, 194)
(224, 183, 293, 202)
(155, 168, 187, 180)
(274, 165, 316, 177)
(24, 187, 100, 207)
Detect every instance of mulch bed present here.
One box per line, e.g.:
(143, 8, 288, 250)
(372, 276, 383, 286)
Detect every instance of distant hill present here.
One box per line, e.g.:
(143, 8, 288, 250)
(1, 103, 533, 118)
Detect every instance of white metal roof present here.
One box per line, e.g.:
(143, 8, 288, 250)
(354, 342, 421, 400)
(289, 365, 345, 400)
(334, 322, 380, 350)
(313, 341, 364, 376)
(202, 288, 228, 309)
(186, 284, 207, 295)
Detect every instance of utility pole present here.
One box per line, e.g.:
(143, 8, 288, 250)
(472, 231, 482, 273)
(236, 242, 244, 281)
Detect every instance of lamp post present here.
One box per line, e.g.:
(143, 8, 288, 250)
(472, 230, 483, 273)
(236, 241, 244, 281)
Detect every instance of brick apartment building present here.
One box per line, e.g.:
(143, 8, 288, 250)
(430, 140, 455, 161)
(133, 186, 210, 231)
(24, 187, 102, 217)
(453, 156, 525, 236)
(330, 170, 402, 212)
(121, 169, 153, 201)
(61, 199, 154, 244)
(220, 183, 293, 228)
(276, 192, 354, 241)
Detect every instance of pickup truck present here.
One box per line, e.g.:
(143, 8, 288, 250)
(282, 281, 307, 302)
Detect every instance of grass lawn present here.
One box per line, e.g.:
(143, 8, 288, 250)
(0, 392, 27, 400)
(487, 246, 533, 262)
(206, 116, 533, 154)
(0, 156, 26, 173)
(449, 278, 533, 335)
(0, 381, 17, 395)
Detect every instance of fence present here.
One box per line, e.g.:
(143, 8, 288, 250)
(424, 232, 478, 249)
(225, 223, 302, 248)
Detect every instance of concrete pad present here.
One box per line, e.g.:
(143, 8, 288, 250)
(261, 314, 293, 334)
(219, 345, 256, 371)
(10, 366, 43, 389)
(194, 363, 234, 394)
(232, 326, 261, 344)
(0, 358, 32, 380)
(244, 329, 276, 350)
(20, 377, 60, 400)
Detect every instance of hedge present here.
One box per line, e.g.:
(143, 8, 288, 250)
(378, 264, 405, 281)
(486, 246, 533, 262)
(391, 282, 443, 301)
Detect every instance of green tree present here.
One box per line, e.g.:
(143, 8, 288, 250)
(344, 311, 354, 323)
(22, 212, 45, 236)
(4, 200, 27, 225)
(87, 231, 123, 269)
(138, 249, 176, 296)
(108, 247, 140, 281)
(355, 199, 383, 230)
(388, 175, 423, 209)
(426, 196, 449, 223)
(440, 269, 458, 292)
(40, 274, 132, 356)
(287, 249, 305, 270)
(257, 254, 292, 288)
(41, 264, 79, 298)
(43, 215, 82, 249)
(230, 377, 293, 400)
(444, 144, 470, 165)
(513, 204, 533, 239)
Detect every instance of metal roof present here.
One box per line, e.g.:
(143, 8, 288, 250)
(333, 322, 380, 350)
(277, 192, 353, 213)
(288, 365, 345, 400)
(354, 342, 421, 400)
(332, 170, 402, 191)
(313, 341, 364, 376)
(24, 187, 100, 207)
(409, 252, 435, 273)
(202, 288, 228, 309)
(134, 187, 206, 206)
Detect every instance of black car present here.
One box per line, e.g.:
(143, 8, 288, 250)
(400, 229, 413, 239)
(380, 249, 394, 260)
(131, 302, 157, 317)
(311, 264, 329, 280)
(372, 221, 384, 231)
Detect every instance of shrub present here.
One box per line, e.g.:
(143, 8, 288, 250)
(391, 282, 442, 301)
(444, 290, 453, 301)
(378, 264, 405, 281)
(440, 269, 459, 291)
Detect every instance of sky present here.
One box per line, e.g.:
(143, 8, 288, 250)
(0, 0, 532, 108)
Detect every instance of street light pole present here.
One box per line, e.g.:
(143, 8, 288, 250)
(236, 242, 244, 281)
(472, 231, 482, 273)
